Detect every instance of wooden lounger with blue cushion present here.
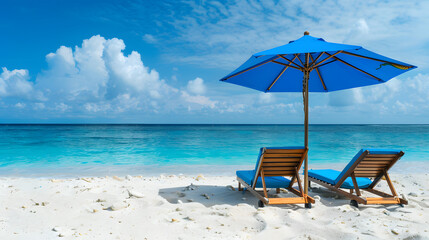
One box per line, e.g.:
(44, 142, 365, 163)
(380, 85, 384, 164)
(236, 147, 315, 208)
(308, 149, 408, 207)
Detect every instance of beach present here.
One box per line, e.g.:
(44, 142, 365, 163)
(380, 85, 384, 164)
(1, 173, 428, 239)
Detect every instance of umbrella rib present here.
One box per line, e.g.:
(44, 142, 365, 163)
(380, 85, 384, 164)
(342, 51, 414, 68)
(310, 51, 342, 70)
(309, 54, 327, 91)
(308, 52, 325, 68)
(271, 61, 302, 70)
(325, 52, 382, 82)
(278, 55, 303, 69)
(314, 59, 336, 68)
(295, 54, 305, 68)
(222, 56, 280, 81)
(266, 55, 298, 92)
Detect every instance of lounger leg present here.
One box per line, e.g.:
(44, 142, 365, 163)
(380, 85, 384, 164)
(350, 189, 354, 194)
(276, 188, 280, 194)
(288, 175, 296, 189)
(238, 182, 242, 191)
(350, 200, 359, 208)
(351, 173, 361, 196)
(260, 170, 268, 198)
(294, 168, 304, 197)
(383, 171, 398, 197)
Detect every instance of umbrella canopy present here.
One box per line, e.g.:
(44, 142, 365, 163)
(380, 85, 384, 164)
(221, 32, 416, 92)
(220, 31, 416, 207)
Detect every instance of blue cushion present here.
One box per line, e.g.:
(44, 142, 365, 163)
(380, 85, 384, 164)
(236, 170, 291, 188)
(308, 169, 372, 189)
(308, 169, 338, 185)
(335, 148, 401, 183)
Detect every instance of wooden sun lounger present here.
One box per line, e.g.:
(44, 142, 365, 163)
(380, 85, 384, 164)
(236, 147, 315, 208)
(308, 149, 408, 207)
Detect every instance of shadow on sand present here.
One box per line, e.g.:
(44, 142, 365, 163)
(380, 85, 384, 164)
(158, 183, 404, 211)
(159, 184, 312, 210)
(309, 184, 404, 210)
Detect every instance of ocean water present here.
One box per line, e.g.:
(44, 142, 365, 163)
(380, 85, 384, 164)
(0, 124, 428, 177)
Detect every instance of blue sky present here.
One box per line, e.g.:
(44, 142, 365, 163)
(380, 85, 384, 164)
(1, 0, 428, 123)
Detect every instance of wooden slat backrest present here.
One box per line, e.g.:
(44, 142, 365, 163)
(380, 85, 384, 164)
(335, 150, 404, 189)
(354, 153, 402, 177)
(251, 147, 308, 189)
(261, 148, 307, 177)
(368, 151, 404, 188)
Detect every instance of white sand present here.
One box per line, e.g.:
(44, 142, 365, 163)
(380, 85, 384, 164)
(0, 173, 428, 239)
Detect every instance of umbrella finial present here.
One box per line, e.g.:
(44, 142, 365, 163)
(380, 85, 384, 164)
(304, 31, 310, 35)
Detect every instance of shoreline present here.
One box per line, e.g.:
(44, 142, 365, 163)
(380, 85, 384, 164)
(1, 173, 428, 239)
(1, 160, 428, 178)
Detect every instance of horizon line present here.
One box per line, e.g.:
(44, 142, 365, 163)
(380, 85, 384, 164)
(1, 123, 429, 125)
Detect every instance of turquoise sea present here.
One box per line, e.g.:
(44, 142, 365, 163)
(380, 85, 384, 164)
(0, 124, 428, 177)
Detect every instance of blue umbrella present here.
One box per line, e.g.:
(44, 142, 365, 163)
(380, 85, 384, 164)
(220, 31, 416, 207)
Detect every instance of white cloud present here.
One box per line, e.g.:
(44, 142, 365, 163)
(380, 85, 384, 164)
(33, 103, 45, 110)
(318, 73, 429, 119)
(114, 94, 141, 112)
(181, 91, 217, 109)
(1, 30, 428, 123)
(37, 36, 107, 102)
(55, 103, 70, 112)
(259, 92, 274, 104)
(223, 103, 245, 113)
(84, 102, 110, 113)
(15, 102, 26, 109)
(328, 88, 363, 107)
(356, 19, 369, 34)
(187, 77, 206, 95)
(159, 0, 429, 69)
(407, 73, 429, 98)
(280, 103, 299, 114)
(344, 19, 370, 43)
(1, 35, 250, 119)
(32, 35, 179, 114)
(103, 37, 168, 99)
(142, 34, 157, 44)
(36, 35, 174, 106)
(0, 68, 34, 98)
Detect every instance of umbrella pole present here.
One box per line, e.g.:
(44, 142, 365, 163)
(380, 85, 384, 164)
(303, 70, 310, 207)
